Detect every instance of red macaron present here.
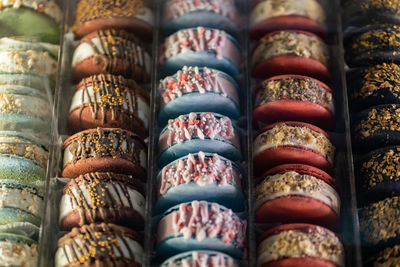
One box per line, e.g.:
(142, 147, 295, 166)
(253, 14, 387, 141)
(251, 30, 331, 81)
(253, 121, 335, 175)
(257, 223, 344, 267)
(255, 164, 340, 229)
(253, 75, 335, 130)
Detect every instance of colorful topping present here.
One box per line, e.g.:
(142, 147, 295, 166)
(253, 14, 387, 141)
(159, 152, 240, 195)
(252, 31, 329, 67)
(162, 251, 237, 267)
(166, 112, 235, 146)
(360, 147, 400, 191)
(360, 196, 400, 244)
(255, 171, 340, 214)
(166, 201, 246, 246)
(368, 245, 400, 266)
(64, 127, 146, 167)
(74, 0, 145, 25)
(251, 0, 326, 26)
(350, 25, 400, 52)
(0, 239, 37, 266)
(353, 63, 400, 100)
(255, 77, 334, 111)
(159, 66, 236, 104)
(164, 0, 238, 21)
(0, 140, 48, 168)
(354, 104, 400, 139)
(354, 0, 400, 13)
(161, 27, 228, 62)
(253, 124, 335, 164)
(71, 74, 149, 127)
(59, 172, 145, 227)
(257, 226, 344, 266)
(56, 223, 143, 266)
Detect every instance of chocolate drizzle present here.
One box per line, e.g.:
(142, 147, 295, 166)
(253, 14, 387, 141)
(81, 29, 148, 79)
(63, 172, 144, 227)
(66, 127, 145, 165)
(58, 223, 141, 266)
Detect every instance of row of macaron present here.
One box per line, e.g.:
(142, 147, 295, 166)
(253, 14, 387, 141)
(342, 0, 400, 266)
(249, 0, 346, 266)
(0, 0, 63, 266)
(153, 0, 248, 265)
(54, 0, 155, 267)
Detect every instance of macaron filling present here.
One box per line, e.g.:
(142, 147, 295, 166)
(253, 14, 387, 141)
(159, 66, 239, 107)
(59, 174, 145, 226)
(255, 76, 334, 113)
(250, 0, 326, 27)
(252, 31, 329, 68)
(161, 251, 237, 267)
(158, 151, 242, 195)
(160, 27, 241, 68)
(0, 237, 37, 266)
(253, 123, 335, 165)
(255, 171, 340, 214)
(257, 227, 344, 266)
(69, 76, 150, 130)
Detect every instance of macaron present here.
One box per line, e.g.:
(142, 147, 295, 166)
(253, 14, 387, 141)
(355, 146, 400, 202)
(351, 104, 400, 152)
(155, 151, 244, 214)
(162, 0, 240, 37)
(72, 29, 151, 83)
(160, 27, 241, 77)
(73, 0, 154, 41)
(252, 30, 331, 81)
(157, 112, 241, 167)
(344, 24, 400, 68)
(156, 200, 247, 261)
(160, 250, 239, 267)
(0, 73, 53, 95)
(59, 172, 145, 231)
(0, 233, 38, 266)
(360, 196, 400, 246)
(253, 121, 335, 175)
(347, 63, 400, 111)
(0, 0, 62, 44)
(62, 127, 147, 179)
(68, 74, 150, 137)
(0, 131, 48, 184)
(250, 0, 327, 39)
(364, 245, 400, 267)
(252, 75, 335, 129)
(257, 223, 344, 267)
(158, 66, 240, 125)
(0, 180, 44, 228)
(255, 164, 340, 229)
(55, 223, 143, 267)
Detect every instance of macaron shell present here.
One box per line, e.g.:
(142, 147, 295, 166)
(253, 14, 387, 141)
(0, 154, 46, 183)
(0, 207, 41, 227)
(252, 54, 331, 82)
(0, 7, 60, 44)
(261, 257, 338, 267)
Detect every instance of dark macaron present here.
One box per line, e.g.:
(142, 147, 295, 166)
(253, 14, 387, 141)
(364, 245, 400, 267)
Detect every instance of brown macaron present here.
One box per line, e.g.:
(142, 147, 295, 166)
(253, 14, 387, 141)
(59, 172, 145, 231)
(62, 127, 147, 179)
(55, 223, 143, 267)
(73, 0, 154, 41)
(72, 29, 151, 83)
(68, 74, 150, 137)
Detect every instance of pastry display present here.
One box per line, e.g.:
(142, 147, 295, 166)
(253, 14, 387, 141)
(255, 164, 340, 229)
(257, 223, 345, 267)
(251, 30, 331, 81)
(155, 151, 244, 214)
(160, 27, 241, 77)
(252, 74, 335, 129)
(162, 0, 240, 36)
(156, 200, 247, 261)
(158, 66, 241, 125)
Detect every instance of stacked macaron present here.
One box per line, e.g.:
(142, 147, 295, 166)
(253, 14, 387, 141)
(0, 0, 62, 265)
(343, 0, 400, 265)
(155, 0, 246, 265)
(250, 1, 345, 266)
(54, 1, 153, 266)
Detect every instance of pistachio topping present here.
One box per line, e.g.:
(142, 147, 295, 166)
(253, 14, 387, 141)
(360, 196, 400, 244)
